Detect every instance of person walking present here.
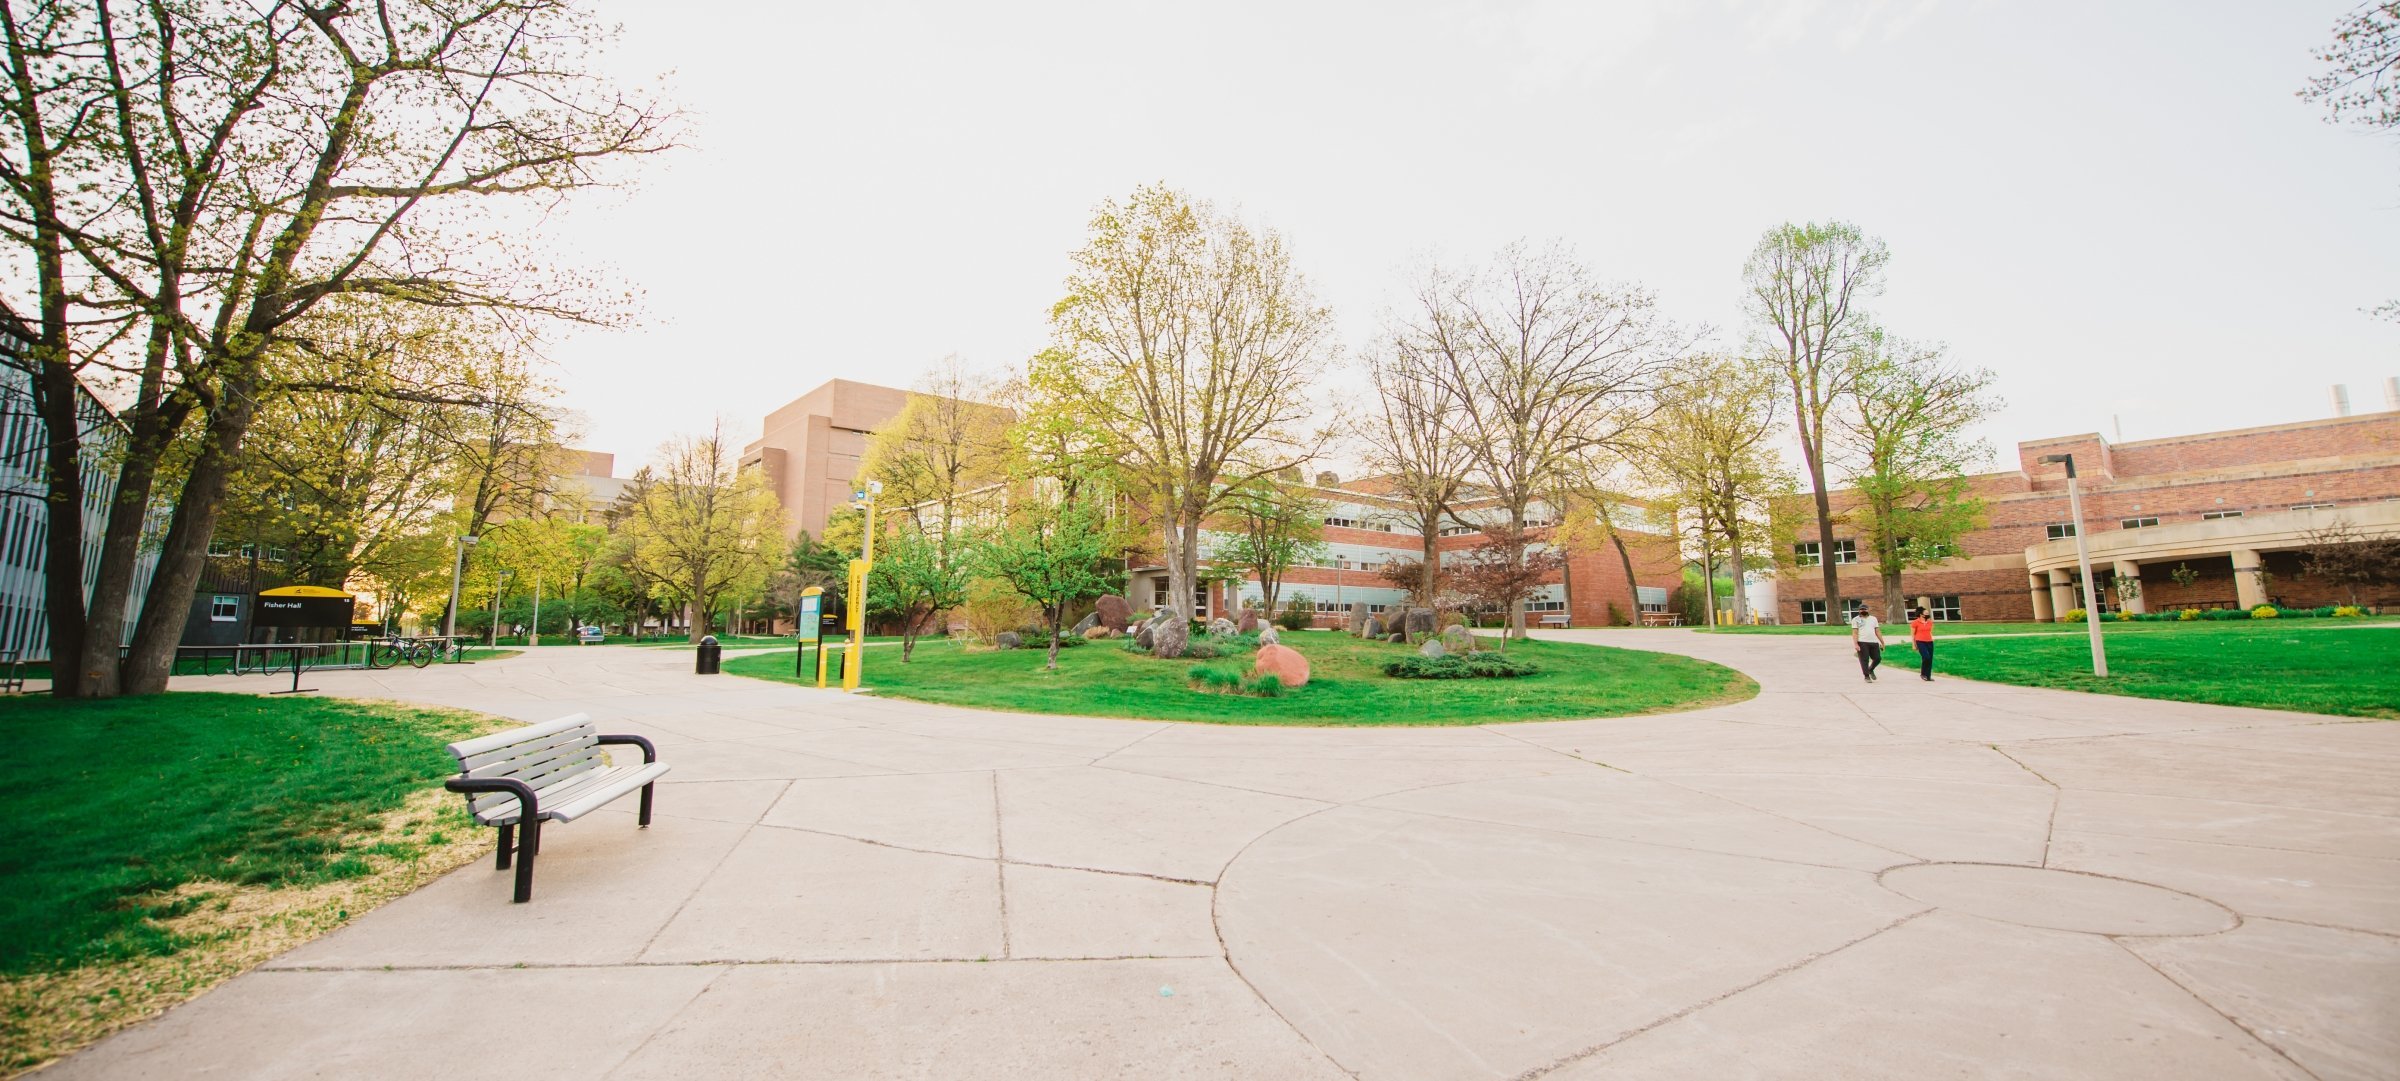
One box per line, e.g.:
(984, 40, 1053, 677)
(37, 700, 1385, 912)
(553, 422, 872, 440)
(1849, 606, 1885, 682)
(1909, 606, 1936, 681)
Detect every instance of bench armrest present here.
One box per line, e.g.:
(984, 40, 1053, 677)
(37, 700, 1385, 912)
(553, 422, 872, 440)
(597, 733, 657, 764)
(445, 776, 540, 820)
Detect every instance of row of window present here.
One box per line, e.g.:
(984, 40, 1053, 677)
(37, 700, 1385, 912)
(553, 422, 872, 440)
(1793, 540, 1857, 566)
(1798, 595, 1962, 624)
(1824, 502, 2348, 558)
(206, 541, 288, 562)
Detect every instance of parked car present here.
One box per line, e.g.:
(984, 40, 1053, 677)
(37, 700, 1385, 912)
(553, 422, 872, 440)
(576, 625, 605, 645)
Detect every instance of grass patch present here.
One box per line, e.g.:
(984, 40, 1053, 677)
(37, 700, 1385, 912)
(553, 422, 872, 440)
(1937, 623, 2400, 718)
(0, 692, 505, 1074)
(725, 631, 1754, 725)
(1703, 617, 2399, 636)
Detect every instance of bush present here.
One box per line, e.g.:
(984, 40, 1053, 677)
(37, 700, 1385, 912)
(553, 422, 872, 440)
(2178, 608, 2201, 621)
(1276, 594, 1314, 632)
(1605, 602, 1629, 627)
(960, 579, 1036, 644)
(2059, 608, 2085, 623)
(1186, 664, 1287, 697)
(2251, 605, 2280, 619)
(2336, 605, 2365, 618)
(2203, 607, 2250, 620)
(1381, 651, 1543, 679)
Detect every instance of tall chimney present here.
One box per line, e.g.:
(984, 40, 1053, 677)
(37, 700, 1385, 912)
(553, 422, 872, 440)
(2330, 384, 2351, 417)
(2384, 375, 2399, 412)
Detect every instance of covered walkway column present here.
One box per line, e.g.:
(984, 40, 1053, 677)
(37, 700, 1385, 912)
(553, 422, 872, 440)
(2113, 560, 2147, 614)
(2232, 548, 2268, 609)
(2048, 568, 2078, 618)
(2028, 573, 2055, 621)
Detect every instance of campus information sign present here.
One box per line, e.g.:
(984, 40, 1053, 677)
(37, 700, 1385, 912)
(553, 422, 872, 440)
(796, 587, 823, 644)
(252, 585, 355, 630)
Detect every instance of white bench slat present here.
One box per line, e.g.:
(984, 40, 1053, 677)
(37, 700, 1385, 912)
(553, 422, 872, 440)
(543, 762, 672, 823)
(459, 732, 597, 780)
(458, 725, 594, 772)
(467, 749, 603, 816)
(446, 713, 594, 760)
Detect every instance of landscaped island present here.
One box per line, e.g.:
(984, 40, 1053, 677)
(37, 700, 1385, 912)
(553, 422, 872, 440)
(725, 631, 1755, 725)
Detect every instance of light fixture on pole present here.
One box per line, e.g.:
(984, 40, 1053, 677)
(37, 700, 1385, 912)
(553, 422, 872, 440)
(444, 535, 479, 638)
(2037, 453, 2108, 677)
(843, 480, 881, 692)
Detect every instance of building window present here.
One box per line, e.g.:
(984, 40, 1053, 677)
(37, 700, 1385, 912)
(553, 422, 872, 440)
(209, 595, 239, 622)
(1439, 524, 1478, 537)
(1927, 595, 1961, 621)
(1795, 542, 1821, 567)
(1799, 600, 1827, 624)
(2202, 510, 2242, 521)
(1844, 598, 1868, 620)
(2291, 502, 2334, 511)
(207, 540, 237, 557)
(1150, 580, 1205, 615)
(2045, 523, 2077, 540)
(1323, 516, 1356, 528)
(2120, 517, 2158, 529)
(1829, 540, 1857, 565)
(1525, 599, 1566, 612)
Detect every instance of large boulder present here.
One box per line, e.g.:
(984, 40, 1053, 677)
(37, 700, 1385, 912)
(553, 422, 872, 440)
(1071, 611, 1099, 635)
(1209, 617, 1239, 638)
(995, 631, 1022, 650)
(1252, 643, 1311, 688)
(1095, 594, 1132, 632)
(1236, 610, 1259, 634)
(1385, 632, 1405, 644)
(1083, 626, 1115, 640)
(1133, 621, 1155, 649)
(1405, 607, 1437, 636)
(1256, 626, 1280, 646)
(1154, 618, 1190, 659)
(1441, 624, 1476, 653)
(1346, 602, 1370, 634)
(1362, 616, 1385, 639)
(1419, 637, 1446, 659)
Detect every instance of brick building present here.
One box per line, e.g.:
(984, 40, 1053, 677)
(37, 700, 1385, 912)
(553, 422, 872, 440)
(1778, 405, 2400, 624)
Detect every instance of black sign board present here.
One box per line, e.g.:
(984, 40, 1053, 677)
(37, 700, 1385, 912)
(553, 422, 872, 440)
(253, 587, 356, 629)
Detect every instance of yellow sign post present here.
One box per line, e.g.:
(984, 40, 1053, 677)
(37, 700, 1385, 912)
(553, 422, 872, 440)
(841, 483, 879, 691)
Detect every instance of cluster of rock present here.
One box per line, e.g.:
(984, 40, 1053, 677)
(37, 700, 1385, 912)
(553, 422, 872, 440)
(1418, 624, 1478, 658)
(1352, 605, 1440, 645)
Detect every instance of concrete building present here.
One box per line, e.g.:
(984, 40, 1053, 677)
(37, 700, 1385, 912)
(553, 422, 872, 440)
(741, 380, 914, 539)
(1779, 398, 2400, 624)
(0, 358, 162, 660)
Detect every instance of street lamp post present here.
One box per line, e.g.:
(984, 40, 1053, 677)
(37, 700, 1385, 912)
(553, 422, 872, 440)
(2038, 453, 2108, 677)
(443, 535, 479, 638)
(843, 481, 881, 692)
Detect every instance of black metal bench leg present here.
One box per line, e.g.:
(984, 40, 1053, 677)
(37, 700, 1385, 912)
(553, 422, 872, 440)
(496, 823, 515, 870)
(513, 819, 540, 903)
(638, 783, 655, 827)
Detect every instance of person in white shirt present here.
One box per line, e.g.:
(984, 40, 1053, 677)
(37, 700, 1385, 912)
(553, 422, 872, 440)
(1849, 608, 1885, 682)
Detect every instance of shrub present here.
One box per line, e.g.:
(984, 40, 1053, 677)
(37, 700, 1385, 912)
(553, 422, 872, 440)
(1276, 594, 1314, 632)
(2203, 607, 2249, 620)
(1605, 602, 1629, 627)
(2059, 608, 2085, 623)
(960, 578, 1036, 644)
(2335, 605, 2365, 618)
(2251, 605, 2280, 619)
(1382, 652, 1542, 679)
(1187, 664, 1287, 697)
(1241, 674, 1286, 697)
(2178, 608, 2201, 621)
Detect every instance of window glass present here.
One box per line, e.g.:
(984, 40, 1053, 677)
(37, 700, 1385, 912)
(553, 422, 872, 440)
(1929, 595, 1961, 621)
(1794, 542, 1821, 567)
(1799, 599, 1827, 624)
(2046, 523, 2077, 540)
(2120, 517, 2158, 529)
(1830, 540, 1858, 565)
(2202, 510, 2242, 520)
(209, 595, 239, 621)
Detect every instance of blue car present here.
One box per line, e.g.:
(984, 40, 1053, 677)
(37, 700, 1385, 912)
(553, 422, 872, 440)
(576, 625, 605, 645)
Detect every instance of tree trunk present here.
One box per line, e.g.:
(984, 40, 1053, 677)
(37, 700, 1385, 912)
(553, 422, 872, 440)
(1804, 447, 1842, 616)
(32, 358, 88, 697)
(689, 567, 708, 643)
(1610, 532, 1640, 625)
(1724, 497, 1747, 626)
(1507, 507, 1528, 640)
(123, 392, 260, 695)
(1045, 609, 1063, 670)
(1419, 526, 1442, 608)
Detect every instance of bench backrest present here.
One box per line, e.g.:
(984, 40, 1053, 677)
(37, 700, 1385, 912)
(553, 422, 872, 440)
(445, 713, 600, 820)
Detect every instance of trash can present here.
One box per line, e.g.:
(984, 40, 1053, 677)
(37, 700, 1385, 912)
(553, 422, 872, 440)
(696, 635, 721, 675)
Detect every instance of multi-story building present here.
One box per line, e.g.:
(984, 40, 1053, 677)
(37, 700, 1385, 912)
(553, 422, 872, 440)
(1779, 390, 2400, 624)
(0, 358, 161, 661)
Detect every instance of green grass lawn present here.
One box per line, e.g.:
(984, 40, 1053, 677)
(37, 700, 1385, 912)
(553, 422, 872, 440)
(725, 631, 1755, 725)
(1703, 617, 2399, 637)
(1935, 623, 2400, 718)
(0, 693, 487, 979)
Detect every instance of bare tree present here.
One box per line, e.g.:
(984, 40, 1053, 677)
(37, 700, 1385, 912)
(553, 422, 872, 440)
(1409, 243, 1680, 638)
(2298, 518, 2400, 605)
(1036, 184, 1333, 623)
(1359, 341, 1475, 606)
(1743, 221, 1889, 625)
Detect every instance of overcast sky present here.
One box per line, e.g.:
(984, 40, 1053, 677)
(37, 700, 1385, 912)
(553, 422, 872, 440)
(545, 0, 2398, 474)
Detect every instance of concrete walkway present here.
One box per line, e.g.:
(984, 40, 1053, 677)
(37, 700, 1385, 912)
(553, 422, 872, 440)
(44, 632, 2397, 1080)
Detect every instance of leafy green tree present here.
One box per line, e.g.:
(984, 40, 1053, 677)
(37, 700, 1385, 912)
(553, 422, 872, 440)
(869, 526, 975, 661)
(1836, 336, 2000, 618)
(977, 500, 1122, 669)
(619, 425, 789, 642)
(1209, 477, 1327, 615)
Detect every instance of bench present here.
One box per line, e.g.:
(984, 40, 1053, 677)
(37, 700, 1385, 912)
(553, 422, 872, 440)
(442, 713, 670, 902)
(1537, 613, 1570, 629)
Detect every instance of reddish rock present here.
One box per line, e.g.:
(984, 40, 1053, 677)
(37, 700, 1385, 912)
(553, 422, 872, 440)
(1251, 643, 1311, 689)
(1095, 594, 1131, 631)
(1237, 610, 1259, 634)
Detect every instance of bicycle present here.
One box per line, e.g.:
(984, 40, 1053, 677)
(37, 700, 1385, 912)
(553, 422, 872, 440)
(367, 635, 437, 669)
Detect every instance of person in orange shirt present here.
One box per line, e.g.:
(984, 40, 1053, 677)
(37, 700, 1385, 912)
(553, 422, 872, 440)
(1909, 607, 1936, 682)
